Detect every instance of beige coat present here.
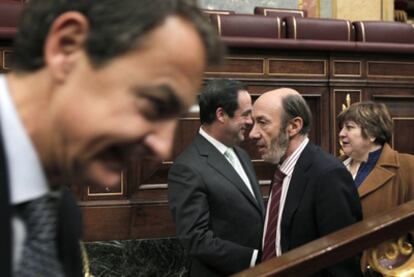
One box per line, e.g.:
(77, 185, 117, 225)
(341, 143, 414, 272)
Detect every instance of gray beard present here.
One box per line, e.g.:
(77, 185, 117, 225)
(263, 129, 289, 165)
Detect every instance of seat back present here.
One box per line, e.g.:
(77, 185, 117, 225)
(0, 0, 24, 38)
(211, 14, 283, 39)
(285, 17, 354, 41)
(354, 21, 414, 43)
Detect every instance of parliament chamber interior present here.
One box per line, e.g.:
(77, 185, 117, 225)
(1, 0, 414, 276)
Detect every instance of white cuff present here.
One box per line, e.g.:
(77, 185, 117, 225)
(250, 249, 258, 267)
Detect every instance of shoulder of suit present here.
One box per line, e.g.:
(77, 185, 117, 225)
(173, 143, 199, 163)
(234, 145, 248, 155)
(306, 144, 345, 171)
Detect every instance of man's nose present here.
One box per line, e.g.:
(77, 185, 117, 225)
(249, 123, 260, 140)
(144, 120, 177, 161)
(245, 115, 253, 126)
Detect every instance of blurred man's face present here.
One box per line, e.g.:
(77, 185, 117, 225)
(223, 90, 253, 146)
(249, 98, 289, 164)
(43, 16, 206, 188)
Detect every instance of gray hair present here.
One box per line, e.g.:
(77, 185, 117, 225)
(281, 94, 312, 135)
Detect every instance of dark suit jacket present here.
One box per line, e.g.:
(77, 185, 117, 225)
(168, 134, 265, 277)
(280, 141, 363, 277)
(0, 131, 83, 277)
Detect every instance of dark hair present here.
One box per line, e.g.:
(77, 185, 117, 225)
(12, 0, 222, 72)
(337, 101, 393, 145)
(281, 94, 312, 135)
(199, 79, 247, 125)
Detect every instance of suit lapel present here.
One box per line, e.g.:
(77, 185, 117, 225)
(359, 144, 398, 198)
(281, 143, 313, 251)
(234, 147, 265, 216)
(195, 134, 261, 212)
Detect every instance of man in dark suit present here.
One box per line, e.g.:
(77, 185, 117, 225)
(249, 88, 363, 276)
(0, 0, 221, 276)
(168, 79, 265, 277)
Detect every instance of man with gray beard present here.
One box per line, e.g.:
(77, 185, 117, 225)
(249, 88, 363, 276)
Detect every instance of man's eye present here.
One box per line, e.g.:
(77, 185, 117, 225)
(137, 98, 181, 121)
(136, 100, 161, 121)
(141, 108, 160, 121)
(133, 85, 183, 121)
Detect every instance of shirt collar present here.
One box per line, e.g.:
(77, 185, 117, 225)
(199, 127, 229, 155)
(0, 75, 49, 204)
(343, 157, 352, 167)
(279, 136, 309, 177)
(366, 147, 382, 165)
(343, 147, 382, 167)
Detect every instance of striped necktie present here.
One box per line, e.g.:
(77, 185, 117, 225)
(262, 168, 286, 261)
(14, 193, 64, 277)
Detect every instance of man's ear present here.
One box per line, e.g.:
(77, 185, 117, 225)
(216, 107, 227, 123)
(287, 116, 303, 137)
(44, 11, 89, 82)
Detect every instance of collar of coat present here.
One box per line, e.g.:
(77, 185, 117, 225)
(340, 143, 399, 198)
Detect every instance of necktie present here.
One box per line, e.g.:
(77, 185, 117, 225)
(224, 148, 236, 166)
(262, 168, 286, 262)
(14, 193, 64, 277)
(224, 148, 256, 198)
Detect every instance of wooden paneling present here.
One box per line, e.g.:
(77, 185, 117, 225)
(367, 61, 414, 79)
(392, 119, 414, 155)
(268, 58, 327, 77)
(87, 171, 124, 197)
(0, 49, 3, 71)
(3, 49, 12, 70)
(372, 94, 414, 118)
(205, 57, 265, 76)
(172, 117, 200, 159)
(0, 47, 13, 73)
(81, 201, 175, 240)
(81, 203, 132, 241)
(371, 93, 414, 155)
(332, 60, 362, 78)
(304, 94, 323, 147)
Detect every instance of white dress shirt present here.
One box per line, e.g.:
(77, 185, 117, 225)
(343, 157, 358, 179)
(262, 137, 309, 256)
(0, 75, 49, 269)
(199, 127, 258, 266)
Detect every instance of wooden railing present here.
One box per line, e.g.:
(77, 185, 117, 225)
(232, 200, 414, 277)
